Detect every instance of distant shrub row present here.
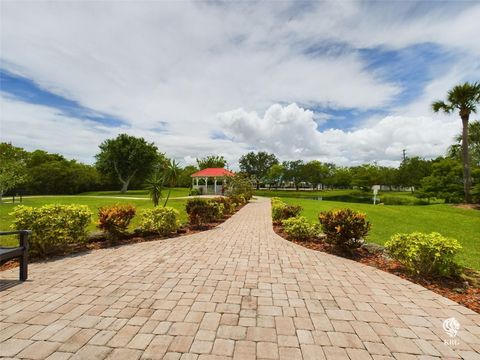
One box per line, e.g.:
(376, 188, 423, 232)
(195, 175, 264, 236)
(185, 195, 247, 227)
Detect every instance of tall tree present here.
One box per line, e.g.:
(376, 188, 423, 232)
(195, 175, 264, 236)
(448, 120, 480, 167)
(266, 164, 284, 189)
(196, 155, 227, 169)
(350, 164, 381, 191)
(95, 134, 159, 193)
(0, 143, 28, 201)
(432, 82, 480, 203)
(177, 165, 199, 187)
(302, 160, 330, 189)
(417, 158, 464, 203)
(239, 151, 279, 189)
(397, 156, 432, 191)
(282, 160, 305, 190)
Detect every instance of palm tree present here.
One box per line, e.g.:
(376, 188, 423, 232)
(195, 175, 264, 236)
(163, 159, 181, 207)
(145, 172, 164, 207)
(432, 82, 480, 203)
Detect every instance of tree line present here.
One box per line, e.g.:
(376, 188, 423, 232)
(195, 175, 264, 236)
(1, 82, 479, 203)
(0, 136, 230, 199)
(1, 121, 478, 204)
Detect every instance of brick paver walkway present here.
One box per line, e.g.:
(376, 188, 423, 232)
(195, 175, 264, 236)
(1, 198, 479, 359)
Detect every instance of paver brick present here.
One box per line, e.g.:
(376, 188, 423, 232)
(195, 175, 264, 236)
(1, 198, 479, 360)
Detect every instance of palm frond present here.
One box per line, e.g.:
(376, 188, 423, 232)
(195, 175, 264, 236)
(431, 100, 452, 113)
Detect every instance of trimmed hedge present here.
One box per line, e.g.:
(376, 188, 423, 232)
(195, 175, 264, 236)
(10, 204, 92, 257)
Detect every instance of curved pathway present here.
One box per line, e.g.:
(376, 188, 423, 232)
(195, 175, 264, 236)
(1, 198, 479, 359)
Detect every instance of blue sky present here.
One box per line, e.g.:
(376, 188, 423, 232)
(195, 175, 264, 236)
(1, 1, 479, 166)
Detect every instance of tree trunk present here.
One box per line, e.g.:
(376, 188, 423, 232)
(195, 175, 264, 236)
(461, 114, 472, 203)
(120, 179, 130, 194)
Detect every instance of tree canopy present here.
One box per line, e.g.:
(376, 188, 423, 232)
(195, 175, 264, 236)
(95, 134, 160, 193)
(196, 155, 227, 169)
(239, 151, 278, 189)
(0, 143, 28, 201)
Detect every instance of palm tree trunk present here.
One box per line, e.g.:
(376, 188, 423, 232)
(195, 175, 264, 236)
(461, 115, 472, 203)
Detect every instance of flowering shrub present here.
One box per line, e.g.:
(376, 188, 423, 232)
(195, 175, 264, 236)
(385, 232, 462, 277)
(318, 208, 370, 250)
(282, 216, 317, 241)
(10, 204, 91, 257)
(139, 207, 180, 236)
(98, 204, 136, 239)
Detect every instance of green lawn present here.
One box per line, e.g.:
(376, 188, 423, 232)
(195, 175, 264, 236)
(80, 187, 191, 198)
(0, 195, 189, 246)
(277, 197, 480, 270)
(254, 189, 444, 205)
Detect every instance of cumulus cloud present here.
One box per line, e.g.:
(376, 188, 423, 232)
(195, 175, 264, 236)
(220, 103, 461, 166)
(0, 1, 478, 166)
(0, 93, 247, 166)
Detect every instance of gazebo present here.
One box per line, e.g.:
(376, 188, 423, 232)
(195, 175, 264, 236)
(191, 168, 235, 195)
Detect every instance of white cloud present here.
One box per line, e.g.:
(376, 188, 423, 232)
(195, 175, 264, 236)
(0, 94, 247, 167)
(0, 1, 478, 166)
(220, 103, 461, 166)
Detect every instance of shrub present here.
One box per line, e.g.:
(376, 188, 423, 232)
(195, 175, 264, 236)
(210, 197, 233, 215)
(282, 216, 317, 241)
(318, 208, 371, 250)
(230, 194, 246, 208)
(272, 198, 287, 222)
(139, 207, 180, 236)
(10, 204, 92, 257)
(98, 204, 136, 239)
(271, 198, 302, 223)
(226, 175, 253, 200)
(385, 232, 462, 277)
(186, 198, 215, 227)
(189, 188, 201, 196)
(208, 199, 225, 219)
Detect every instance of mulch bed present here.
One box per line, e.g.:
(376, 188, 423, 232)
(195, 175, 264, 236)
(274, 224, 480, 314)
(0, 205, 244, 274)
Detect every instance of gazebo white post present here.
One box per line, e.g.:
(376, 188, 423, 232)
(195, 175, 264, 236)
(205, 177, 208, 194)
(214, 177, 217, 195)
(196, 177, 199, 188)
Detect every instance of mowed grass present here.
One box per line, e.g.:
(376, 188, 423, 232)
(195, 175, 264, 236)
(279, 197, 480, 270)
(0, 195, 188, 246)
(254, 189, 444, 205)
(80, 187, 191, 198)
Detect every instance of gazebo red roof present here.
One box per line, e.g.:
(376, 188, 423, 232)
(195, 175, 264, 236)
(191, 168, 235, 178)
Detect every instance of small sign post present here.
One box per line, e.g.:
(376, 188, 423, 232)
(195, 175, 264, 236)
(372, 185, 380, 205)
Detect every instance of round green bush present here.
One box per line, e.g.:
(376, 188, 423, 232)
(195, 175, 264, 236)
(385, 232, 462, 277)
(139, 207, 180, 236)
